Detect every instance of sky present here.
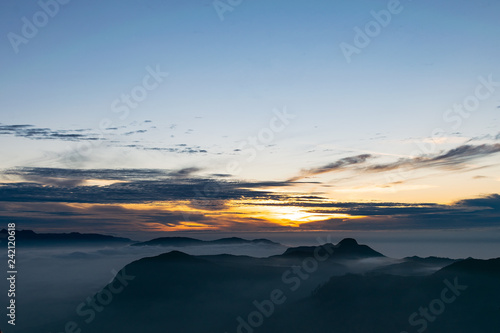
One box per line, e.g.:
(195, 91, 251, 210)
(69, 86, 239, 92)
(0, 0, 499, 239)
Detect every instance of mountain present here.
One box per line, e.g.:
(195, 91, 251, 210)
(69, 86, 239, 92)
(131, 236, 281, 247)
(130, 236, 204, 247)
(370, 256, 457, 276)
(281, 238, 385, 259)
(27, 239, 500, 333)
(264, 258, 500, 333)
(37, 250, 288, 333)
(404, 255, 457, 265)
(437, 257, 500, 276)
(0, 229, 133, 246)
(212, 237, 279, 245)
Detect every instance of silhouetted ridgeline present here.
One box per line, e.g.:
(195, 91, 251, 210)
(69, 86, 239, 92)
(280, 238, 384, 259)
(27, 238, 500, 333)
(0, 229, 132, 246)
(130, 236, 281, 247)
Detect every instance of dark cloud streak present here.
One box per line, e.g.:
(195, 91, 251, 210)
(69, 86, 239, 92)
(289, 154, 372, 181)
(0, 123, 100, 141)
(367, 144, 500, 172)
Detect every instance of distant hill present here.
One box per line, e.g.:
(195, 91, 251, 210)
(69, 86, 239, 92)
(43, 250, 288, 333)
(437, 257, 500, 276)
(131, 236, 281, 247)
(130, 236, 204, 247)
(0, 229, 133, 246)
(23, 239, 500, 333)
(265, 257, 500, 333)
(281, 238, 384, 259)
(404, 255, 457, 265)
(370, 256, 457, 276)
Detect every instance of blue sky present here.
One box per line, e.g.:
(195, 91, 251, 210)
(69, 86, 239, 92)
(0, 0, 499, 236)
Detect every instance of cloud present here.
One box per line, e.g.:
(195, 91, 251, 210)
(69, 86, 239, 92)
(430, 144, 500, 164)
(1, 192, 499, 233)
(1, 167, 499, 233)
(124, 129, 148, 136)
(289, 143, 500, 181)
(0, 200, 281, 234)
(5, 167, 176, 181)
(143, 147, 208, 154)
(242, 193, 500, 230)
(211, 173, 232, 178)
(0, 167, 295, 204)
(0, 123, 100, 141)
(456, 193, 500, 211)
(289, 154, 372, 181)
(366, 144, 500, 172)
(168, 167, 202, 178)
(467, 132, 500, 142)
(19, 175, 86, 187)
(4, 167, 208, 182)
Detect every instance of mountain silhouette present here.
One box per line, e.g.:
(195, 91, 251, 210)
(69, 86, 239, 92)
(0, 229, 132, 246)
(282, 238, 384, 259)
(371, 256, 457, 276)
(28, 239, 500, 333)
(264, 258, 500, 333)
(131, 236, 281, 247)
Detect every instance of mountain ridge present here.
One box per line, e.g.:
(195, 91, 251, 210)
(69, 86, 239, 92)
(131, 236, 281, 247)
(281, 237, 385, 259)
(0, 228, 133, 245)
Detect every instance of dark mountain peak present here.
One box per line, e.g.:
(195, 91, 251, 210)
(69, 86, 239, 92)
(251, 238, 280, 245)
(333, 238, 384, 258)
(158, 250, 194, 259)
(336, 238, 358, 247)
(212, 237, 248, 244)
(219, 237, 245, 241)
(137, 250, 203, 264)
(281, 239, 384, 259)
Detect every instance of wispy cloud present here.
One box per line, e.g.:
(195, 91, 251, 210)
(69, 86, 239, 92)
(124, 129, 148, 136)
(289, 154, 372, 181)
(466, 132, 500, 142)
(0, 123, 100, 141)
(366, 144, 500, 172)
(290, 143, 500, 181)
(4, 167, 183, 181)
(143, 146, 208, 154)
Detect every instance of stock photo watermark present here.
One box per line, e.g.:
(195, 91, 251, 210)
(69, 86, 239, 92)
(339, 0, 406, 64)
(385, 73, 499, 186)
(227, 234, 334, 333)
(212, 0, 244, 21)
(400, 277, 467, 333)
(234, 107, 296, 166)
(7, 0, 72, 54)
(62, 64, 168, 166)
(110, 65, 169, 120)
(5, 223, 17, 327)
